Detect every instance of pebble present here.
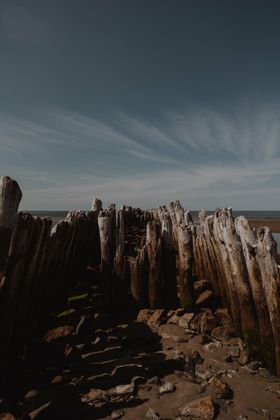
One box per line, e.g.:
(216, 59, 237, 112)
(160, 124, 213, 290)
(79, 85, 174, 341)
(158, 382, 175, 395)
(145, 408, 160, 419)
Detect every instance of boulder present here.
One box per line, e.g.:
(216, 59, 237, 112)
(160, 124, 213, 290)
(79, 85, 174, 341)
(179, 396, 216, 419)
(178, 313, 195, 329)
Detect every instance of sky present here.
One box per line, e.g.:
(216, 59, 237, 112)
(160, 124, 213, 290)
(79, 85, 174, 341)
(1, 0, 280, 210)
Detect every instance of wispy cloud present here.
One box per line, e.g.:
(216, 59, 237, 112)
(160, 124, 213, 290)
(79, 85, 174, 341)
(0, 104, 280, 209)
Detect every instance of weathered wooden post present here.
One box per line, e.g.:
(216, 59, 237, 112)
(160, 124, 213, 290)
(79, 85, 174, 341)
(236, 217, 276, 370)
(146, 221, 163, 309)
(130, 246, 149, 308)
(98, 210, 114, 311)
(159, 207, 178, 308)
(256, 227, 280, 375)
(0, 176, 22, 286)
(177, 223, 195, 310)
(216, 208, 259, 354)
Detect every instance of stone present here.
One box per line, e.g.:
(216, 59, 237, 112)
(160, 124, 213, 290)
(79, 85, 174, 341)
(195, 366, 213, 381)
(196, 290, 214, 308)
(111, 409, 125, 419)
(158, 382, 175, 395)
(83, 388, 108, 404)
(110, 383, 135, 397)
(24, 390, 39, 399)
(43, 325, 75, 342)
(179, 396, 216, 419)
(178, 313, 195, 328)
(137, 309, 167, 327)
(210, 376, 233, 399)
(203, 340, 222, 352)
(145, 408, 160, 419)
(51, 375, 63, 384)
(214, 308, 232, 325)
(200, 311, 218, 334)
(227, 345, 240, 358)
(211, 324, 235, 339)
(0, 414, 16, 420)
(188, 349, 204, 365)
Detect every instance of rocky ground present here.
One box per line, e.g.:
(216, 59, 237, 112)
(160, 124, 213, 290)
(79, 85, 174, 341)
(1, 277, 280, 419)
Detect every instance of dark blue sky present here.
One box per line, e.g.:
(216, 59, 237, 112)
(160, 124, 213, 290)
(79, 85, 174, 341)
(1, 0, 280, 209)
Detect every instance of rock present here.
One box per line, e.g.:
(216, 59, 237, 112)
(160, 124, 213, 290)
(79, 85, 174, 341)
(111, 409, 125, 419)
(203, 340, 222, 352)
(167, 313, 180, 324)
(43, 325, 75, 342)
(194, 279, 211, 296)
(110, 383, 135, 397)
(211, 324, 235, 339)
(83, 388, 108, 404)
(51, 375, 63, 384)
(24, 389, 39, 399)
(179, 396, 216, 419)
(227, 345, 240, 358)
(210, 376, 233, 399)
(195, 366, 213, 381)
(137, 309, 167, 327)
(214, 308, 232, 325)
(188, 349, 204, 365)
(178, 313, 194, 328)
(200, 310, 218, 334)
(196, 290, 214, 308)
(158, 382, 175, 395)
(236, 416, 248, 420)
(145, 408, 160, 419)
(0, 414, 16, 420)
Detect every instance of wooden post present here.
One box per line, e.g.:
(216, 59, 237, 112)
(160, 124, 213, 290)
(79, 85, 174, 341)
(130, 246, 149, 308)
(158, 207, 178, 308)
(98, 210, 114, 311)
(256, 227, 280, 375)
(215, 208, 259, 355)
(0, 176, 22, 285)
(146, 221, 163, 309)
(235, 217, 276, 370)
(177, 223, 195, 310)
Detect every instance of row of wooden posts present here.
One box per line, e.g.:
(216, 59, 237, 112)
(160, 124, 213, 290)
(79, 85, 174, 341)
(0, 177, 280, 375)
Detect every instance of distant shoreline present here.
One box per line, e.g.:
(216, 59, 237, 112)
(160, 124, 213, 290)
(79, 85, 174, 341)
(248, 219, 280, 233)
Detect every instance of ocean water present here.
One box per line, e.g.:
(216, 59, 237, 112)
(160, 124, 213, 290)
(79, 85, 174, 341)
(29, 210, 280, 246)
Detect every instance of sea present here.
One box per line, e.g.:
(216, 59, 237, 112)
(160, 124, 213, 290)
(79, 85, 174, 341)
(29, 210, 280, 248)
